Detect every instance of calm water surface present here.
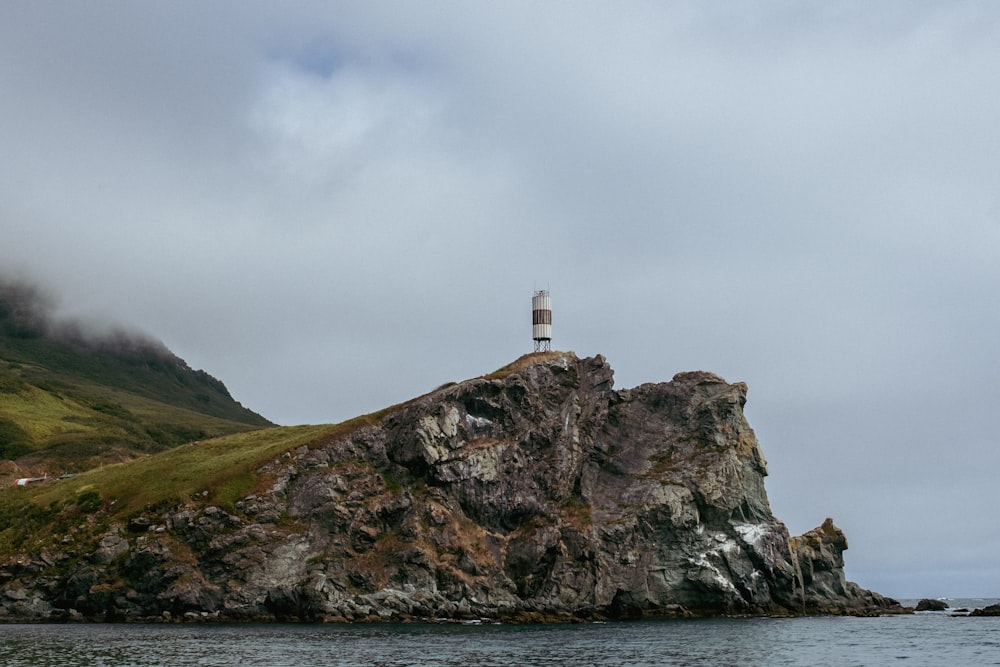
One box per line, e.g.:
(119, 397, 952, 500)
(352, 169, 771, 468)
(2, 601, 998, 667)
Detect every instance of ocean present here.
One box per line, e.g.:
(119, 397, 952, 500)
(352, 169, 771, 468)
(1, 600, 997, 667)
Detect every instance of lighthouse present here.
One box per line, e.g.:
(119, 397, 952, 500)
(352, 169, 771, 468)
(532, 290, 552, 352)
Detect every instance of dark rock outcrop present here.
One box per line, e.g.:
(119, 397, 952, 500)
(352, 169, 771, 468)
(0, 353, 903, 621)
(915, 598, 949, 612)
(969, 604, 1000, 616)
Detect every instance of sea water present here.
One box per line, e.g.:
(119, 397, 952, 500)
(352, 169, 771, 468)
(1, 599, 997, 667)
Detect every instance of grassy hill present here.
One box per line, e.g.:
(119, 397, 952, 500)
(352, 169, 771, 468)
(0, 423, 334, 556)
(0, 280, 272, 477)
(0, 351, 544, 559)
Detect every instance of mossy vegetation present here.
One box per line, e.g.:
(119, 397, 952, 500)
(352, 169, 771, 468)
(559, 494, 593, 530)
(347, 529, 406, 592)
(483, 351, 573, 381)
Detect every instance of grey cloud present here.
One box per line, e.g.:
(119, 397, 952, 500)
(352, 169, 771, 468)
(1, 1, 998, 598)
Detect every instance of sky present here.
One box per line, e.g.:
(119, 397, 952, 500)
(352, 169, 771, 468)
(2, 1, 998, 600)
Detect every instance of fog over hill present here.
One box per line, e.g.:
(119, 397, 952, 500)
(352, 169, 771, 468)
(0, 277, 170, 356)
(0, 276, 271, 472)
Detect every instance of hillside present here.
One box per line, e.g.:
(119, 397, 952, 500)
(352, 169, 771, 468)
(0, 280, 272, 477)
(0, 352, 902, 622)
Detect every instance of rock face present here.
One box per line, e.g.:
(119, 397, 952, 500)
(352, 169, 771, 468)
(0, 353, 903, 621)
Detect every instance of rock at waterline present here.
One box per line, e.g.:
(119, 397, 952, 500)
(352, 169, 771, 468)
(969, 604, 1000, 617)
(915, 599, 949, 611)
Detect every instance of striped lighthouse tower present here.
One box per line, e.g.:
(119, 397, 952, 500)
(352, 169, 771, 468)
(532, 290, 552, 352)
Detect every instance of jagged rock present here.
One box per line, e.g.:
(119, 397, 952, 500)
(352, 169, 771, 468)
(89, 527, 130, 565)
(0, 353, 903, 621)
(787, 518, 902, 615)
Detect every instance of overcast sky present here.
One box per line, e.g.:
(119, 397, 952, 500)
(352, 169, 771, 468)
(2, 1, 998, 599)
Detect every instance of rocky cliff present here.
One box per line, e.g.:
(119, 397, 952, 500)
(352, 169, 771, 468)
(0, 353, 902, 621)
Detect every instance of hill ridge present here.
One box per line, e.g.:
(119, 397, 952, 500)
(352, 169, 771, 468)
(0, 278, 271, 476)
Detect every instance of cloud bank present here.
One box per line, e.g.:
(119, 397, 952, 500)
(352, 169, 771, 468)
(1, 1, 998, 598)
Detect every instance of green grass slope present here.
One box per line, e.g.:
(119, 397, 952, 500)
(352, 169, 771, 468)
(0, 281, 272, 475)
(0, 351, 563, 565)
(0, 423, 334, 556)
(0, 350, 518, 561)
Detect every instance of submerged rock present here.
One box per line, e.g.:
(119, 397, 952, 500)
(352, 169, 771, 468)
(0, 353, 903, 621)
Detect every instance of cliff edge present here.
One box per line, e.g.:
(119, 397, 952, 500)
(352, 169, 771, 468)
(0, 353, 902, 621)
